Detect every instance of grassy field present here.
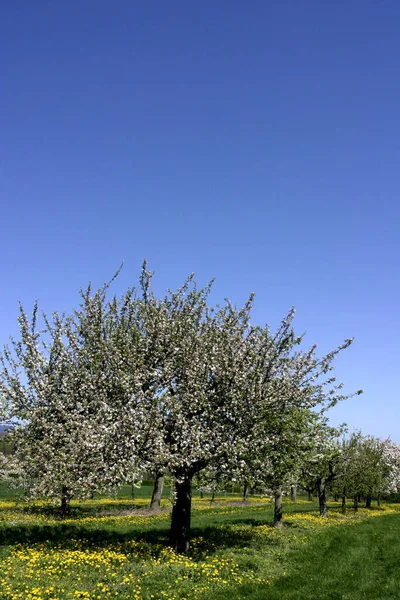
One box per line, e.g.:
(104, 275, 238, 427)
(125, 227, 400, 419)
(0, 488, 399, 599)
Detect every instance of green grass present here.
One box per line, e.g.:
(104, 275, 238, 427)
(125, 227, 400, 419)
(0, 483, 21, 499)
(0, 482, 229, 502)
(262, 514, 400, 600)
(0, 492, 399, 599)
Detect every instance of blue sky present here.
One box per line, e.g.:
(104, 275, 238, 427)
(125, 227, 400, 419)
(1, 1, 399, 440)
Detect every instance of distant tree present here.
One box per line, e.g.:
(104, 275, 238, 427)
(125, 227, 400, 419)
(331, 433, 398, 512)
(224, 308, 361, 526)
(299, 422, 345, 517)
(381, 440, 400, 500)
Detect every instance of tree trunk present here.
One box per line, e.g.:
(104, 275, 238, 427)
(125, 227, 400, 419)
(308, 490, 313, 502)
(377, 492, 381, 507)
(290, 485, 297, 502)
(211, 491, 215, 503)
(243, 482, 249, 502)
(61, 487, 71, 516)
(365, 494, 372, 509)
(341, 494, 346, 515)
(354, 495, 358, 512)
(170, 476, 175, 504)
(274, 487, 283, 528)
(169, 472, 192, 553)
(318, 480, 328, 517)
(200, 490, 203, 499)
(150, 473, 164, 511)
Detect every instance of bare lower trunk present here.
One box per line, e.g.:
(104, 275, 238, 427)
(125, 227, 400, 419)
(318, 480, 328, 517)
(211, 491, 215, 503)
(274, 487, 283, 528)
(243, 482, 249, 502)
(169, 472, 192, 553)
(341, 494, 346, 515)
(290, 485, 297, 502)
(150, 473, 164, 511)
(170, 476, 175, 504)
(308, 490, 313, 502)
(61, 487, 71, 517)
(377, 492, 381, 507)
(365, 494, 372, 508)
(354, 495, 358, 512)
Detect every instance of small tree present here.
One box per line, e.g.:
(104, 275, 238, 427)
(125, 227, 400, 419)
(300, 421, 345, 517)
(381, 440, 400, 501)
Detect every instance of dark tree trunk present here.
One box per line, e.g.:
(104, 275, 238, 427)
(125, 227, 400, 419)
(274, 487, 283, 528)
(150, 473, 164, 511)
(200, 490, 204, 499)
(169, 472, 192, 553)
(211, 491, 215, 503)
(243, 482, 249, 502)
(61, 487, 71, 516)
(365, 494, 372, 509)
(308, 490, 313, 502)
(290, 485, 297, 502)
(354, 495, 358, 512)
(334, 494, 339, 502)
(318, 480, 328, 517)
(377, 492, 381, 507)
(341, 494, 347, 515)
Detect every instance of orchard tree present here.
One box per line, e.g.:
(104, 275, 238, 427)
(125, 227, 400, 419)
(332, 434, 390, 511)
(0, 303, 110, 511)
(330, 432, 361, 514)
(0, 275, 156, 512)
(0, 262, 363, 551)
(149, 472, 165, 511)
(355, 436, 388, 508)
(224, 306, 362, 526)
(135, 272, 256, 553)
(0, 436, 21, 489)
(193, 466, 227, 501)
(330, 435, 400, 512)
(299, 421, 345, 517)
(381, 440, 400, 499)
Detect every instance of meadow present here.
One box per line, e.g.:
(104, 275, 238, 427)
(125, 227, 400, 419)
(0, 485, 399, 600)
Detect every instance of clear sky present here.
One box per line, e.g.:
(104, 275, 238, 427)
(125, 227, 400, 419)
(1, 1, 399, 441)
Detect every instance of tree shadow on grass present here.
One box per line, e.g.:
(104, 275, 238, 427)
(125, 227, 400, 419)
(0, 516, 283, 558)
(0, 521, 169, 548)
(0, 501, 150, 519)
